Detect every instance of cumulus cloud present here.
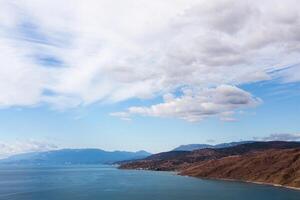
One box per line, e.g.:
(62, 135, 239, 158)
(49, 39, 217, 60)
(0, 0, 300, 120)
(0, 140, 58, 159)
(111, 85, 261, 122)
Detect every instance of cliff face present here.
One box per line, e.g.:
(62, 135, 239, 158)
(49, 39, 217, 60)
(181, 148, 300, 188)
(119, 141, 300, 189)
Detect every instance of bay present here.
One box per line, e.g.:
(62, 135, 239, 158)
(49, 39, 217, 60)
(0, 165, 299, 200)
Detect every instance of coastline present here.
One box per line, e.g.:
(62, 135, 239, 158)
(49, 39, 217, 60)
(119, 168, 300, 191)
(178, 174, 300, 191)
(243, 180, 300, 191)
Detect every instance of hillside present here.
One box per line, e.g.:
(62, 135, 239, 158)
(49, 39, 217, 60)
(180, 148, 300, 188)
(119, 141, 300, 188)
(120, 141, 300, 171)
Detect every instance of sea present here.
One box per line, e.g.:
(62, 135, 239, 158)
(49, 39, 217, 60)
(0, 165, 299, 200)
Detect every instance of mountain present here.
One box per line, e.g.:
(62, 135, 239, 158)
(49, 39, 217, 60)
(0, 149, 151, 165)
(121, 141, 300, 171)
(119, 141, 300, 188)
(173, 144, 213, 151)
(180, 148, 300, 188)
(172, 141, 254, 151)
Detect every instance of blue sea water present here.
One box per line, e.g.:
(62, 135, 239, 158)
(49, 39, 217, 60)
(0, 165, 299, 200)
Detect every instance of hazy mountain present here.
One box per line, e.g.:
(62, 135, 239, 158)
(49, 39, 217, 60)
(172, 141, 254, 151)
(0, 149, 151, 165)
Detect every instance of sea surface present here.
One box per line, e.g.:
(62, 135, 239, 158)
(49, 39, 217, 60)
(0, 165, 299, 200)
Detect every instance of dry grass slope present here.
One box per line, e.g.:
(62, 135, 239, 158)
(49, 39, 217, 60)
(181, 149, 300, 188)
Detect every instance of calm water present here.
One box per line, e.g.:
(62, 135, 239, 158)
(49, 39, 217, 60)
(0, 165, 299, 200)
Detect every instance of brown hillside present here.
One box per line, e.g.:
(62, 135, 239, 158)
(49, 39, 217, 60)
(120, 141, 300, 171)
(180, 148, 300, 188)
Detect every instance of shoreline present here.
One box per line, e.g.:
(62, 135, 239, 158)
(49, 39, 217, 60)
(120, 168, 300, 191)
(185, 176, 300, 191)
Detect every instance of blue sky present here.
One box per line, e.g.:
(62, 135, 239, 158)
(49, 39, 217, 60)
(0, 80, 299, 153)
(0, 0, 300, 156)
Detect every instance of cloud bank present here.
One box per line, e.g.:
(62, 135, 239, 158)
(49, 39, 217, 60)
(0, 140, 58, 159)
(0, 0, 300, 121)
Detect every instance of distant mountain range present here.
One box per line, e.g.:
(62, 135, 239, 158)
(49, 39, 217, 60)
(172, 141, 254, 151)
(120, 141, 300, 189)
(0, 149, 151, 165)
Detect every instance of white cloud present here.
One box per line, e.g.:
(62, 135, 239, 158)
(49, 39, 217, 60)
(0, 140, 58, 159)
(0, 0, 300, 120)
(112, 85, 261, 122)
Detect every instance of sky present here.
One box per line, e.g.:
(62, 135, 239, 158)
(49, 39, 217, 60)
(0, 0, 300, 157)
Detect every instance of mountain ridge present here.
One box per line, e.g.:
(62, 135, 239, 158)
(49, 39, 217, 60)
(119, 141, 300, 189)
(0, 148, 151, 165)
(172, 141, 254, 151)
